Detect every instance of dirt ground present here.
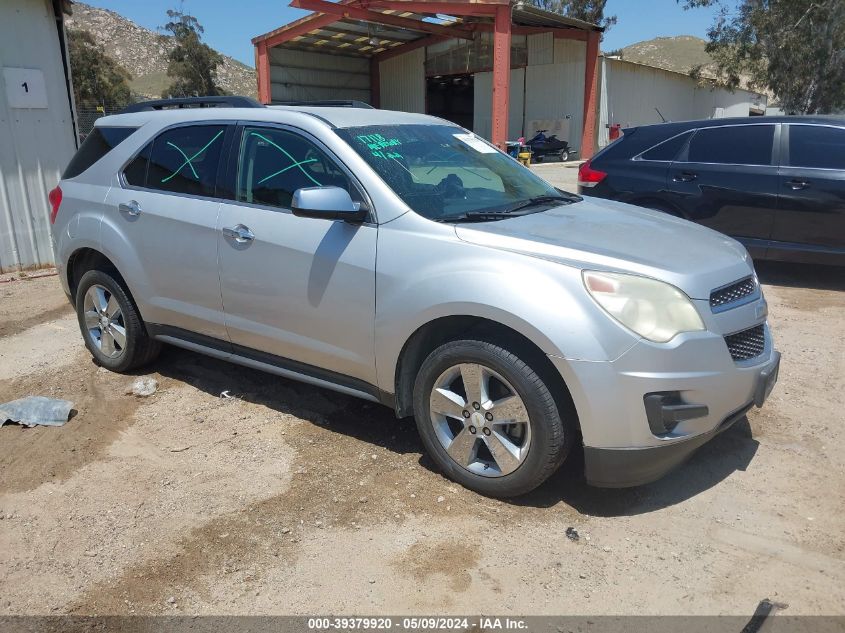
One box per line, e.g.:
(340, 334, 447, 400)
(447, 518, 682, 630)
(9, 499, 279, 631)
(0, 260, 843, 617)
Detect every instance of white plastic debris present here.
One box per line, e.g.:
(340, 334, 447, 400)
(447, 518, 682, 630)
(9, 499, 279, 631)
(0, 396, 75, 428)
(127, 377, 158, 397)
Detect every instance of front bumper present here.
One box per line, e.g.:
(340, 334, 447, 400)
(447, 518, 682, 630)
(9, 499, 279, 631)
(549, 318, 780, 487)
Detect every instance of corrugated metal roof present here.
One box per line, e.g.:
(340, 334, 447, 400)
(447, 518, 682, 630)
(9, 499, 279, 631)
(511, 2, 603, 32)
(254, 0, 600, 58)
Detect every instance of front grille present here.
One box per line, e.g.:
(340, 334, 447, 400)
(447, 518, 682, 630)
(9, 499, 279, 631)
(710, 276, 758, 311)
(725, 324, 765, 361)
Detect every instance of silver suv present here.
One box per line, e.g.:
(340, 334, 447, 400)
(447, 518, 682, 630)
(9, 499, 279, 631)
(50, 97, 780, 497)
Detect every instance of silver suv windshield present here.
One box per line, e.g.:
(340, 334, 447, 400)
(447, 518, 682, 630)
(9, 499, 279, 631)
(335, 124, 579, 222)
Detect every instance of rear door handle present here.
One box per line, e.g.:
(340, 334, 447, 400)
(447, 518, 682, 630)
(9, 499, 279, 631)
(222, 224, 255, 243)
(673, 172, 698, 183)
(785, 179, 809, 190)
(118, 200, 141, 216)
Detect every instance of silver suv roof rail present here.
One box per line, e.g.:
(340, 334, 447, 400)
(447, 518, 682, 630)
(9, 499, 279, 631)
(119, 96, 265, 113)
(276, 100, 374, 109)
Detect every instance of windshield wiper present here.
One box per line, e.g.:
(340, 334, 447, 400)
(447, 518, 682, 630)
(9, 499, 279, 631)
(502, 194, 579, 214)
(435, 193, 582, 223)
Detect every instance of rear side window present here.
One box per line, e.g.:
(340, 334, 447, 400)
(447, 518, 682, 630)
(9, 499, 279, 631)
(131, 125, 227, 197)
(640, 131, 692, 161)
(63, 127, 137, 179)
(686, 125, 774, 166)
(788, 125, 845, 169)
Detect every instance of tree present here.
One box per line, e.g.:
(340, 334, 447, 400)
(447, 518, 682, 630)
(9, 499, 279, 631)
(67, 29, 132, 105)
(681, 0, 845, 113)
(528, 0, 617, 31)
(161, 9, 225, 98)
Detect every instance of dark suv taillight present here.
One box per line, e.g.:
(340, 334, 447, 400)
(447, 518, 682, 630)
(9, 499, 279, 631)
(578, 160, 607, 188)
(48, 186, 62, 224)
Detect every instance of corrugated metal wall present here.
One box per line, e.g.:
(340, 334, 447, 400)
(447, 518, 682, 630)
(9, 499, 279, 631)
(379, 48, 425, 113)
(472, 35, 585, 144)
(268, 48, 371, 103)
(598, 57, 768, 146)
(524, 38, 585, 146)
(0, 0, 77, 272)
(473, 68, 525, 139)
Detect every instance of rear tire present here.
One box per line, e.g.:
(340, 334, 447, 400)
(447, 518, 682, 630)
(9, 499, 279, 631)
(413, 340, 572, 497)
(75, 270, 160, 372)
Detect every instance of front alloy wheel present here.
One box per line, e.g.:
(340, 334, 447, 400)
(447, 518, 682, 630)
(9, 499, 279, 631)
(414, 340, 572, 497)
(429, 363, 531, 477)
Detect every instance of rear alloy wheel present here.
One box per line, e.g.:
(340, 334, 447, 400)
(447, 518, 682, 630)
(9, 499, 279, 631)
(75, 270, 160, 372)
(82, 284, 127, 360)
(413, 340, 571, 497)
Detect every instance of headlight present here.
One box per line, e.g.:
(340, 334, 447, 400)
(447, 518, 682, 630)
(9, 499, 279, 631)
(583, 271, 705, 343)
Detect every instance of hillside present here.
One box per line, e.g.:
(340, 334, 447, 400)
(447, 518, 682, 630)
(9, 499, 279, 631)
(65, 3, 257, 101)
(615, 36, 715, 76)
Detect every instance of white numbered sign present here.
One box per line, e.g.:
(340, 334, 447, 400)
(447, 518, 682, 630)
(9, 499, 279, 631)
(3, 67, 48, 109)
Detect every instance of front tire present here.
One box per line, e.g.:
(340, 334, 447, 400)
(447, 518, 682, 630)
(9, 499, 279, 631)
(75, 270, 161, 372)
(413, 340, 571, 497)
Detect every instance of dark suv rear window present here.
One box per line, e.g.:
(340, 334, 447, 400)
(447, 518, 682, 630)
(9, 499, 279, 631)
(686, 125, 774, 166)
(640, 131, 692, 161)
(62, 126, 137, 179)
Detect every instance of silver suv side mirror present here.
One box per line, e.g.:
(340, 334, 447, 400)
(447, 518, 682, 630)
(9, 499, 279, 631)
(291, 186, 368, 222)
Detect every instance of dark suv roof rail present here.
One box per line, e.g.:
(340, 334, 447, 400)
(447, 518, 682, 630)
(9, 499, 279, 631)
(276, 100, 375, 109)
(119, 96, 265, 114)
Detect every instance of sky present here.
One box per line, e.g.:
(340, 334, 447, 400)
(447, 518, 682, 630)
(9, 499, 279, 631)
(80, 0, 723, 68)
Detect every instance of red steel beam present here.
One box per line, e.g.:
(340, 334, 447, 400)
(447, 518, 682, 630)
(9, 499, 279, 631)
(580, 30, 600, 158)
(490, 3, 511, 150)
(255, 40, 272, 103)
(363, 1, 502, 15)
(290, 0, 477, 40)
(254, 13, 341, 49)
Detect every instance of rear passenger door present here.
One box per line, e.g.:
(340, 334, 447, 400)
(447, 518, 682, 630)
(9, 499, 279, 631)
(773, 123, 845, 258)
(107, 123, 231, 340)
(667, 124, 778, 253)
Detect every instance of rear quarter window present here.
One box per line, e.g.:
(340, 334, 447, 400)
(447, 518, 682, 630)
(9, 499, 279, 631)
(62, 127, 138, 179)
(639, 131, 693, 161)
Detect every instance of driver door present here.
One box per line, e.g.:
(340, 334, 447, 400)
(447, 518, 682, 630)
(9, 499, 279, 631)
(216, 124, 378, 386)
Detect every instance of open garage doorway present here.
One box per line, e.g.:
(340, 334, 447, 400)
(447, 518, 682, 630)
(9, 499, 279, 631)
(426, 74, 474, 130)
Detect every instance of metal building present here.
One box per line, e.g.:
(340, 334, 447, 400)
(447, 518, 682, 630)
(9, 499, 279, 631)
(597, 56, 768, 148)
(253, 0, 604, 157)
(0, 0, 77, 273)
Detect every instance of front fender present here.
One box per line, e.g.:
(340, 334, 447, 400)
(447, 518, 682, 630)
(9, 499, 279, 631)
(373, 213, 638, 392)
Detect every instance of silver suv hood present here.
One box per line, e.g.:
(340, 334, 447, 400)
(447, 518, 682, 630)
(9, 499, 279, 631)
(453, 197, 753, 300)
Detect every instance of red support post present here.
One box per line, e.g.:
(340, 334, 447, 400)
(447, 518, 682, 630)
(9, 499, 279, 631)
(491, 4, 511, 150)
(580, 30, 600, 159)
(255, 41, 272, 104)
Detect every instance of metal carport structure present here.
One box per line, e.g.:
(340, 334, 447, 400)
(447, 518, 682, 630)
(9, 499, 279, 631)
(252, 0, 603, 157)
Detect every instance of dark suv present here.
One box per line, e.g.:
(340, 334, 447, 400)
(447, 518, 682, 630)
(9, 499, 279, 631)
(578, 116, 845, 265)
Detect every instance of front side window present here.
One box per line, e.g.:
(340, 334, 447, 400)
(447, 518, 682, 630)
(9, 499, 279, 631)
(335, 124, 566, 221)
(237, 127, 353, 209)
(789, 125, 845, 170)
(686, 125, 774, 166)
(130, 125, 226, 196)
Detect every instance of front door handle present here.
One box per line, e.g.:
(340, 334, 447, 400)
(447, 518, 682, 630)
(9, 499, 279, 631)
(222, 224, 255, 243)
(785, 179, 809, 191)
(118, 200, 141, 216)
(673, 172, 698, 183)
